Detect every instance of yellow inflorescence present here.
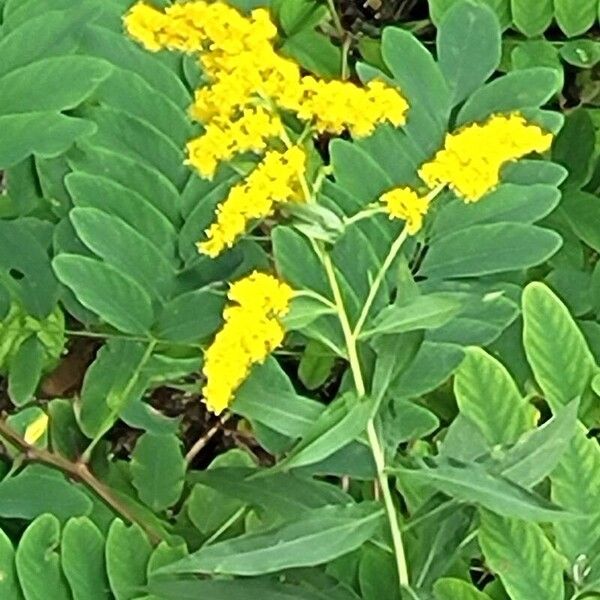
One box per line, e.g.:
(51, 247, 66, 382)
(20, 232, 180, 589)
(202, 272, 293, 413)
(125, 2, 409, 172)
(380, 187, 430, 235)
(294, 78, 408, 137)
(125, 0, 410, 256)
(419, 113, 553, 202)
(197, 146, 307, 257)
(124, 2, 277, 55)
(186, 107, 284, 179)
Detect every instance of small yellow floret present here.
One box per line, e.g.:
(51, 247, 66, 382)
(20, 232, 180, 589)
(197, 146, 307, 257)
(418, 113, 553, 202)
(202, 272, 292, 413)
(380, 187, 430, 235)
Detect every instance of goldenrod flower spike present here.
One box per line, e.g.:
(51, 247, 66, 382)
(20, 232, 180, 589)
(125, 0, 410, 256)
(202, 272, 293, 414)
(380, 187, 430, 235)
(197, 146, 307, 258)
(419, 113, 553, 202)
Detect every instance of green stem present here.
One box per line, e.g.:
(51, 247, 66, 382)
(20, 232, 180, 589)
(326, 0, 344, 39)
(352, 225, 409, 340)
(319, 246, 410, 590)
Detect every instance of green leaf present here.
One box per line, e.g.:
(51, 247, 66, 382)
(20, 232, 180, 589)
(382, 399, 440, 449)
(456, 68, 561, 125)
(510, 0, 553, 37)
(497, 400, 579, 488)
(427, 290, 519, 346)
(277, 394, 373, 471)
(0, 113, 95, 170)
(0, 465, 92, 522)
(48, 399, 85, 461)
(554, 0, 596, 37)
(5, 407, 48, 453)
(330, 139, 394, 204)
(437, 0, 501, 106)
(420, 223, 562, 279)
(7, 336, 45, 406)
(0, 219, 60, 318)
(432, 184, 561, 238)
(0, 56, 111, 115)
(154, 288, 225, 343)
(434, 578, 492, 600)
(397, 457, 572, 521)
(0, 528, 20, 600)
(522, 282, 598, 415)
(53, 254, 155, 335)
(281, 29, 342, 78)
(131, 432, 186, 512)
(561, 191, 600, 253)
(560, 39, 600, 68)
(382, 27, 450, 131)
(159, 503, 383, 576)
(479, 510, 566, 600)
(272, 227, 331, 299)
(148, 577, 324, 600)
(15, 514, 71, 600)
(66, 173, 178, 258)
(106, 521, 153, 600)
(429, 0, 511, 29)
(359, 545, 399, 600)
(553, 110, 596, 188)
(298, 340, 336, 390)
(187, 450, 255, 537)
(393, 341, 465, 398)
(189, 467, 351, 520)
(69, 207, 176, 302)
(78, 339, 151, 438)
(550, 427, 600, 565)
(454, 347, 535, 446)
(233, 358, 324, 440)
(62, 517, 110, 600)
(363, 293, 464, 338)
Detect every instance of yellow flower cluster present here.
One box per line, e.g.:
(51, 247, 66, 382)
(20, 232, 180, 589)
(202, 272, 293, 413)
(186, 107, 283, 179)
(197, 146, 306, 257)
(125, 1, 409, 178)
(124, 1, 277, 56)
(379, 113, 554, 234)
(419, 113, 553, 202)
(381, 187, 430, 235)
(295, 78, 408, 137)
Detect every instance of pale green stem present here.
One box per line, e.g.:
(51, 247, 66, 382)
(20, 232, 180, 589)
(319, 247, 410, 590)
(352, 183, 447, 340)
(326, 0, 344, 38)
(293, 289, 337, 310)
(203, 506, 246, 547)
(343, 205, 387, 227)
(352, 225, 409, 340)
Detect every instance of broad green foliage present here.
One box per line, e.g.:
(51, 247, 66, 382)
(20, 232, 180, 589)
(430, 0, 598, 37)
(0, 0, 599, 599)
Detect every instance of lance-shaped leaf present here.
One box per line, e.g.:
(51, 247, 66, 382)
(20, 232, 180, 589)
(158, 503, 383, 577)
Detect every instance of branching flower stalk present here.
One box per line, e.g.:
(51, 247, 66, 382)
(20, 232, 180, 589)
(319, 246, 410, 588)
